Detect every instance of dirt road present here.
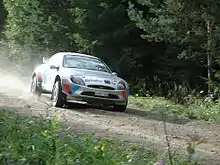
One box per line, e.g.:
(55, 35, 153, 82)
(0, 70, 220, 165)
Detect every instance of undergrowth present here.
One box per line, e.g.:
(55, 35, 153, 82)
(0, 109, 202, 165)
(129, 95, 220, 123)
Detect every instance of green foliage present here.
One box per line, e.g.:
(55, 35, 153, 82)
(2, 0, 220, 100)
(0, 109, 203, 165)
(129, 95, 220, 123)
(2, 0, 147, 78)
(128, 0, 220, 95)
(0, 0, 6, 33)
(128, 0, 220, 55)
(0, 109, 157, 165)
(2, 0, 72, 64)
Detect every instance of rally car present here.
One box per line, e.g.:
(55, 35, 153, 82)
(30, 52, 129, 111)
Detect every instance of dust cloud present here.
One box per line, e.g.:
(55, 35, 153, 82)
(0, 55, 32, 100)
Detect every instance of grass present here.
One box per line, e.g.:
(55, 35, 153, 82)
(0, 109, 202, 165)
(128, 95, 220, 123)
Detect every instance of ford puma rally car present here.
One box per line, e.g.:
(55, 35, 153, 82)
(30, 52, 129, 111)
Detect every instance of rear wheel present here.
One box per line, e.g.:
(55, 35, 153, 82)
(51, 80, 66, 107)
(30, 76, 41, 98)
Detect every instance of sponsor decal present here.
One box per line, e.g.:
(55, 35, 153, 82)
(37, 72, 43, 82)
(121, 90, 127, 99)
(85, 79, 103, 83)
(121, 89, 130, 99)
(112, 80, 117, 85)
(104, 80, 111, 84)
(64, 84, 71, 94)
(72, 86, 80, 94)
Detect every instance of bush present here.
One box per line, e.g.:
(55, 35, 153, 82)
(0, 109, 158, 165)
(0, 109, 205, 165)
(129, 95, 220, 123)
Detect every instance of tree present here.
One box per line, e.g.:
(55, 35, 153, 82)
(0, 0, 6, 33)
(128, 0, 220, 94)
(67, 0, 151, 80)
(3, 0, 72, 65)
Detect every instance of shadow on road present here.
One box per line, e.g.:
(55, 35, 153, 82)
(0, 92, 189, 125)
(65, 102, 190, 125)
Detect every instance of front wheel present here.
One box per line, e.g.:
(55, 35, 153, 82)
(51, 80, 66, 107)
(30, 76, 41, 98)
(113, 102, 127, 112)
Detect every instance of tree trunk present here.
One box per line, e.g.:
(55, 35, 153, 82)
(207, 20, 212, 94)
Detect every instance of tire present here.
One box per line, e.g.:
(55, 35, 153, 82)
(113, 102, 127, 112)
(30, 76, 41, 98)
(51, 80, 66, 107)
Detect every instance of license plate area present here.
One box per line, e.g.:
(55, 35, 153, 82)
(95, 91, 108, 97)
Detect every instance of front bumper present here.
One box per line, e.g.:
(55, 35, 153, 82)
(62, 83, 129, 106)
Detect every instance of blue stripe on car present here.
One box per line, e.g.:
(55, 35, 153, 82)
(72, 86, 80, 94)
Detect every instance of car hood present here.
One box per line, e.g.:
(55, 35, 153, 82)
(61, 68, 126, 87)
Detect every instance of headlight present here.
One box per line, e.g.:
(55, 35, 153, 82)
(70, 76, 85, 86)
(117, 81, 126, 90)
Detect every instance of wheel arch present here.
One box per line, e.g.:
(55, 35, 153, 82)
(32, 72, 43, 82)
(54, 75, 61, 84)
(32, 72, 36, 79)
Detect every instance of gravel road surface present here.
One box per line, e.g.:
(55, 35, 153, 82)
(0, 69, 220, 165)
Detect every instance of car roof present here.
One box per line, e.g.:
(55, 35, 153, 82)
(55, 52, 99, 59)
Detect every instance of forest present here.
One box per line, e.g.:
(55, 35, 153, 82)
(1, 0, 220, 102)
(2, 1, 220, 164)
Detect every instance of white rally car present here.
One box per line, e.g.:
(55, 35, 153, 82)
(30, 52, 129, 111)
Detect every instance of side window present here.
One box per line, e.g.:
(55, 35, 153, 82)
(63, 55, 70, 68)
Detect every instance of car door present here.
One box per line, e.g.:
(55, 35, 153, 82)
(45, 54, 61, 92)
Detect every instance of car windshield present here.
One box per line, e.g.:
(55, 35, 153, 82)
(63, 55, 111, 73)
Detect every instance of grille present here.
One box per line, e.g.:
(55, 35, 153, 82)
(81, 91, 118, 99)
(81, 91, 94, 96)
(87, 85, 115, 90)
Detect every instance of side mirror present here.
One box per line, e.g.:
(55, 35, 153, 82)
(43, 57, 48, 64)
(50, 65, 59, 70)
(112, 72, 118, 76)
